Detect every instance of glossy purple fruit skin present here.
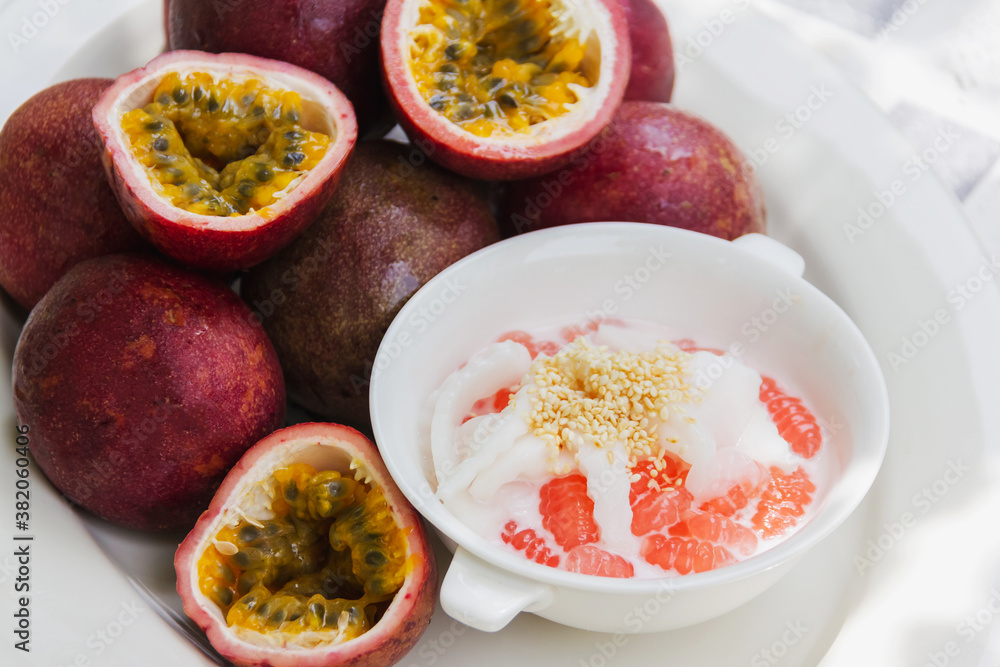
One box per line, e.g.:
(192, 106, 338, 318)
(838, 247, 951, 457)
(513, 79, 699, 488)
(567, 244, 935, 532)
(12, 254, 286, 531)
(502, 102, 766, 240)
(623, 0, 675, 103)
(242, 141, 500, 431)
(0, 79, 147, 309)
(166, 0, 393, 137)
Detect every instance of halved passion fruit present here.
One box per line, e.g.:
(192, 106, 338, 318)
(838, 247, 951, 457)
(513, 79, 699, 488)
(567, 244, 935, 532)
(381, 0, 631, 180)
(93, 51, 358, 271)
(176, 423, 436, 667)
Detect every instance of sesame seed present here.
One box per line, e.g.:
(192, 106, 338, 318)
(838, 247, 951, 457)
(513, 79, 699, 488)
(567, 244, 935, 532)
(524, 338, 693, 472)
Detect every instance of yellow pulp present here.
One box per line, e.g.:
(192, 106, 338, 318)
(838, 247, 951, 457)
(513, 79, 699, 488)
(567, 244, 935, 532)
(409, 0, 593, 137)
(196, 463, 412, 639)
(121, 72, 331, 217)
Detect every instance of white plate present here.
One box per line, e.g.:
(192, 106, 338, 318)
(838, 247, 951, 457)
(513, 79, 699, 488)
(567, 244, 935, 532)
(3, 1, 1000, 665)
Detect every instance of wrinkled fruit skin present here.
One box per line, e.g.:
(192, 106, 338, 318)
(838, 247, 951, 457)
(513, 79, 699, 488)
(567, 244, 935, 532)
(0, 79, 147, 310)
(12, 254, 286, 531)
(166, 0, 393, 138)
(501, 102, 766, 240)
(380, 0, 631, 181)
(623, 0, 675, 103)
(242, 141, 499, 431)
(175, 422, 437, 667)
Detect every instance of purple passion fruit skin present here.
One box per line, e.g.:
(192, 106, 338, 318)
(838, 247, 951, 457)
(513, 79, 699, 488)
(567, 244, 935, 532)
(12, 254, 286, 532)
(242, 140, 499, 431)
(166, 0, 394, 138)
(623, 0, 675, 103)
(0, 79, 148, 310)
(501, 101, 766, 240)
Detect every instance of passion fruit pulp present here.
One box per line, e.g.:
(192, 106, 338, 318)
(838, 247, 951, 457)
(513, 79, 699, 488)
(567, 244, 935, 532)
(176, 423, 436, 667)
(120, 71, 332, 217)
(381, 0, 631, 180)
(408, 0, 595, 136)
(94, 50, 358, 271)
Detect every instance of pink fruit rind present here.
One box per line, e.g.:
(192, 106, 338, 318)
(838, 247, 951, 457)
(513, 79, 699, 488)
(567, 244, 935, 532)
(92, 50, 358, 271)
(175, 422, 437, 667)
(379, 0, 631, 181)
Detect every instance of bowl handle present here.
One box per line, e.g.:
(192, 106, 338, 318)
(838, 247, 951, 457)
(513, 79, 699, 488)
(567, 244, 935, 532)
(733, 234, 805, 278)
(440, 547, 554, 632)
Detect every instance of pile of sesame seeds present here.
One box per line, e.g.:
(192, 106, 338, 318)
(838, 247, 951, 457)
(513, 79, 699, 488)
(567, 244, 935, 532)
(520, 338, 694, 475)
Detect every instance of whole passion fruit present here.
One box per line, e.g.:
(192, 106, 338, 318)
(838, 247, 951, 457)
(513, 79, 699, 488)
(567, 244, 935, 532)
(166, 0, 394, 138)
(0, 79, 148, 309)
(242, 141, 499, 431)
(93, 50, 358, 272)
(623, 0, 675, 103)
(176, 422, 436, 667)
(381, 0, 631, 180)
(12, 254, 286, 531)
(502, 101, 766, 239)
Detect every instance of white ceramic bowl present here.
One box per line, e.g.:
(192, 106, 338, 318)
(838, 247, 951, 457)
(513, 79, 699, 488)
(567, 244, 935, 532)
(369, 222, 889, 634)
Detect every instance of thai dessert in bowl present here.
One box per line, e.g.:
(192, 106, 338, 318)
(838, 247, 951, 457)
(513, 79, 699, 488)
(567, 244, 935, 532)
(430, 319, 828, 579)
(353, 223, 887, 633)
